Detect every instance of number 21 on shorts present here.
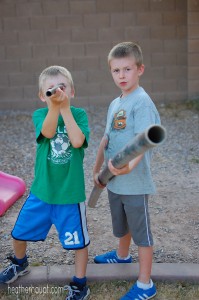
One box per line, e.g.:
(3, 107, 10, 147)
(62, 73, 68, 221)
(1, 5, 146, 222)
(64, 231, 80, 245)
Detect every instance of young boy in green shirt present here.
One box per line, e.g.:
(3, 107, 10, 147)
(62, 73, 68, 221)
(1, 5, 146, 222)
(0, 66, 90, 300)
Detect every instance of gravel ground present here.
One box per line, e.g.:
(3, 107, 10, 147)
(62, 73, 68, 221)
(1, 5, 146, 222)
(0, 103, 199, 269)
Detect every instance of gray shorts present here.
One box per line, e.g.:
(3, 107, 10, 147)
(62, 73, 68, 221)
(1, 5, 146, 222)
(108, 190, 153, 247)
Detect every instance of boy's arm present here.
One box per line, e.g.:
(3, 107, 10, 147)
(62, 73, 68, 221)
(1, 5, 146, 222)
(93, 136, 106, 188)
(41, 88, 66, 139)
(60, 100, 85, 149)
(108, 153, 144, 176)
(41, 103, 60, 139)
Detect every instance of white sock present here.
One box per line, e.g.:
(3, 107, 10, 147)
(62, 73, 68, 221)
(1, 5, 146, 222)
(116, 251, 131, 260)
(137, 279, 153, 290)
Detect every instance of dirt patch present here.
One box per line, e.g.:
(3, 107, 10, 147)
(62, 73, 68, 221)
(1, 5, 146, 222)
(0, 104, 198, 268)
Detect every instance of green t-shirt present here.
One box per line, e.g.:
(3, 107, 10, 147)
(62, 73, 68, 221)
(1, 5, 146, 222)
(30, 106, 90, 205)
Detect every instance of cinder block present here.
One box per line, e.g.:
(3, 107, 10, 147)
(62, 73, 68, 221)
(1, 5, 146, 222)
(3, 17, 30, 30)
(150, 0, 175, 11)
(46, 57, 73, 70)
(99, 28, 124, 42)
(188, 80, 199, 93)
(178, 79, 188, 91)
(70, 1, 96, 14)
(188, 0, 199, 12)
(84, 13, 110, 28)
(176, 0, 187, 11)
(124, 0, 149, 12)
(0, 46, 5, 59)
(152, 79, 177, 92)
(150, 26, 176, 39)
(16, 3, 42, 17)
(111, 12, 136, 27)
(9, 73, 36, 86)
(0, 60, 20, 73)
(42, 1, 69, 15)
(151, 53, 176, 66)
(188, 66, 199, 80)
(125, 26, 150, 40)
(165, 66, 187, 79)
(85, 42, 111, 56)
(188, 53, 199, 66)
(177, 53, 188, 65)
(6, 45, 32, 59)
(44, 29, 71, 44)
(73, 56, 99, 70)
(0, 74, 9, 87)
(137, 12, 162, 26)
(75, 83, 101, 97)
(32, 44, 59, 58)
(188, 12, 199, 24)
(164, 40, 187, 52)
(30, 16, 56, 30)
(188, 38, 199, 53)
(163, 12, 187, 25)
(0, 31, 18, 45)
(59, 43, 85, 57)
(177, 25, 187, 38)
(144, 66, 165, 79)
(96, 0, 123, 12)
(18, 30, 44, 45)
(21, 59, 48, 72)
(188, 25, 199, 39)
(87, 69, 112, 82)
(72, 28, 97, 42)
(0, 3, 16, 17)
(141, 39, 164, 53)
(0, 86, 23, 100)
(72, 71, 88, 84)
(57, 15, 83, 29)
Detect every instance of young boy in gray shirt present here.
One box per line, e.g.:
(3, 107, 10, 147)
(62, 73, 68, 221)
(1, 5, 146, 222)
(93, 41, 160, 300)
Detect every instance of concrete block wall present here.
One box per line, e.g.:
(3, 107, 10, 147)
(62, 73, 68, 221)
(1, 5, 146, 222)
(0, 0, 194, 111)
(188, 0, 199, 100)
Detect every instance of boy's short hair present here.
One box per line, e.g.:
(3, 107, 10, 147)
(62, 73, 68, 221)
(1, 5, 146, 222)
(39, 65, 74, 93)
(108, 41, 143, 67)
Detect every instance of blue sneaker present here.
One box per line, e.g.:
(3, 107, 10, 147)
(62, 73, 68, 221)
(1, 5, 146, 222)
(64, 282, 90, 300)
(94, 250, 132, 264)
(0, 256, 30, 284)
(120, 282, 156, 300)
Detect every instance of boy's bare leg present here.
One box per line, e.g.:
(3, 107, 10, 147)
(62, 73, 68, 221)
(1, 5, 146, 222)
(75, 247, 88, 278)
(13, 239, 27, 259)
(117, 232, 131, 258)
(138, 246, 153, 283)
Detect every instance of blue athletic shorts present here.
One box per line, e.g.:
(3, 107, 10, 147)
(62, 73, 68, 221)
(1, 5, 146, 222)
(11, 193, 90, 250)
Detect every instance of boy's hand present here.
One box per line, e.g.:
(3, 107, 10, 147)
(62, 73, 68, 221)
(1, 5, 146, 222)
(93, 172, 106, 189)
(50, 88, 70, 109)
(108, 159, 130, 175)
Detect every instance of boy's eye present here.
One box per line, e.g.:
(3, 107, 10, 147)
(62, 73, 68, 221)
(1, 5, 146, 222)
(113, 69, 119, 73)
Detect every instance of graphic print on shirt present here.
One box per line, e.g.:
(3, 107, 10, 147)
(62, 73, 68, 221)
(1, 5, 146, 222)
(48, 131, 72, 164)
(112, 109, 127, 130)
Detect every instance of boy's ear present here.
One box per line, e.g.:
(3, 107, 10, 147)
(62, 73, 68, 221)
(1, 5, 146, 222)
(38, 91, 46, 102)
(138, 64, 145, 76)
(71, 88, 75, 98)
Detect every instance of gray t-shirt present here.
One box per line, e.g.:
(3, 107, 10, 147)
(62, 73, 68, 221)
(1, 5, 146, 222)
(104, 86, 161, 195)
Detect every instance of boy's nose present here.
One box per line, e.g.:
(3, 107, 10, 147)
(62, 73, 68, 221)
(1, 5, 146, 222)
(119, 71, 125, 78)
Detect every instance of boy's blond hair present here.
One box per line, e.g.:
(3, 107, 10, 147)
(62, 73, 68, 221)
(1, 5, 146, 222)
(39, 65, 74, 93)
(108, 41, 143, 67)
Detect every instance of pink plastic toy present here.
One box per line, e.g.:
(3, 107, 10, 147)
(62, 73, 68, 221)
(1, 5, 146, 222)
(0, 171, 26, 216)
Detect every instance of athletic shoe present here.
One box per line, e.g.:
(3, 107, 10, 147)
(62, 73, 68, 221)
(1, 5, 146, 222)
(64, 282, 90, 300)
(120, 282, 156, 300)
(0, 256, 30, 284)
(94, 250, 132, 264)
